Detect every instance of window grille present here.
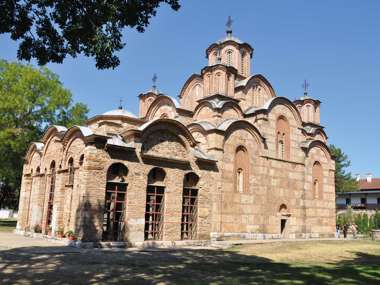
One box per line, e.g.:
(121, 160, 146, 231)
(144, 185, 165, 240)
(46, 162, 56, 229)
(181, 187, 198, 240)
(102, 182, 127, 241)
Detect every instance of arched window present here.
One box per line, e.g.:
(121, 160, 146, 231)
(181, 172, 199, 240)
(234, 146, 249, 193)
(276, 116, 290, 160)
(277, 133, 285, 159)
(160, 113, 168, 119)
(46, 161, 56, 231)
(226, 49, 233, 66)
(312, 161, 323, 199)
(214, 72, 222, 94)
(206, 74, 212, 95)
(213, 51, 218, 64)
(236, 168, 244, 193)
(79, 154, 84, 166)
(240, 50, 247, 75)
(306, 104, 314, 122)
(145, 167, 166, 240)
(68, 158, 75, 186)
(102, 163, 128, 241)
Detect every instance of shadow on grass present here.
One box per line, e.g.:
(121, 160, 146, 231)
(0, 219, 16, 232)
(0, 219, 17, 227)
(0, 246, 380, 285)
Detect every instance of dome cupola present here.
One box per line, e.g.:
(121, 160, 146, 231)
(205, 17, 253, 78)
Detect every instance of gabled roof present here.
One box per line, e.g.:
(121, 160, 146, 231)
(359, 178, 380, 191)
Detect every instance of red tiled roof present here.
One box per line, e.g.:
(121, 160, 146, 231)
(359, 178, 380, 191)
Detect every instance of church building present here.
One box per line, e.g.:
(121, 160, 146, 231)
(16, 24, 336, 245)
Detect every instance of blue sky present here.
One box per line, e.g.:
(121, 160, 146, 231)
(0, 0, 379, 177)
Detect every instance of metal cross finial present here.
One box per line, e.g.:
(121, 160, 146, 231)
(118, 98, 123, 109)
(152, 73, 157, 90)
(302, 80, 310, 96)
(226, 16, 233, 35)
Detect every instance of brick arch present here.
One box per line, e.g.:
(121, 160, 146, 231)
(140, 119, 197, 149)
(41, 125, 67, 143)
(179, 74, 202, 99)
(194, 102, 215, 121)
(222, 120, 265, 151)
(41, 134, 64, 170)
(221, 102, 244, 120)
(305, 140, 332, 161)
(266, 97, 303, 126)
(106, 162, 129, 182)
(241, 74, 277, 109)
(183, 172, 200, 188)
(25, 142, 44, 165)
(276, 115, 290, 160)
(179, 76, 204, 111)
(145, 96, 178, 120)
(62, 131, 86, 168)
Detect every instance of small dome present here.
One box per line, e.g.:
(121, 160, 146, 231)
(102, 109, 136, 118)
(217, 35, 243, 44)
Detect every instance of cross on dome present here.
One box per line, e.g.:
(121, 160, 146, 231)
(302, 79, 310, 98)
(226, 16, 233, 36)
(152, 73, 158, 91)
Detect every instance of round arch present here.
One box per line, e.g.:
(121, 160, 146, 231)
(145, 95, 178, 120)
(266, 97, 303, 126)
(220, 119, 265, 150)
(140, 118, 198, 148)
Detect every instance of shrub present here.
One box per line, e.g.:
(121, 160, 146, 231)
(373, 211, 380, 229)
(33, 224, 42, 233)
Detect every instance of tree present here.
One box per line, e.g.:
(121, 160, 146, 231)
(0, 0, 181, 69)
(0, 60, 88, 208)
(330, 144, 358, 192)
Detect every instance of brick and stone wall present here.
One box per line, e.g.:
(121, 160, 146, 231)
(16, 31, 336, 244)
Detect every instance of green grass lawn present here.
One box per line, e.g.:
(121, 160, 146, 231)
(0, 218, 17, 232)
(0, 238, 379, 284)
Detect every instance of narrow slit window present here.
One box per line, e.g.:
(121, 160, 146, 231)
(68, 158, 75, 185)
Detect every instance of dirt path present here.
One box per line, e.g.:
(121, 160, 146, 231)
(0, 232, 75, 251)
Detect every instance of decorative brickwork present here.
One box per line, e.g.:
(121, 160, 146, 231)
(17, 28, 336, 244)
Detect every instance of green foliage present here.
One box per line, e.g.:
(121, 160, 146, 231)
(354, 213, 370, 234)
(337, 210, 380, 234)
(0, 1, 181, 69)
(0, 60, 88, 208)
(329, 144, 358, 192)
(373, 211, 380, 229)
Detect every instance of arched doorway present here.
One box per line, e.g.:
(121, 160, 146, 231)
(181, 172, 199, 240)
(102, 163, 128, 241)
(279, 204, 290, 237)
(144, 167, 166, 240)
